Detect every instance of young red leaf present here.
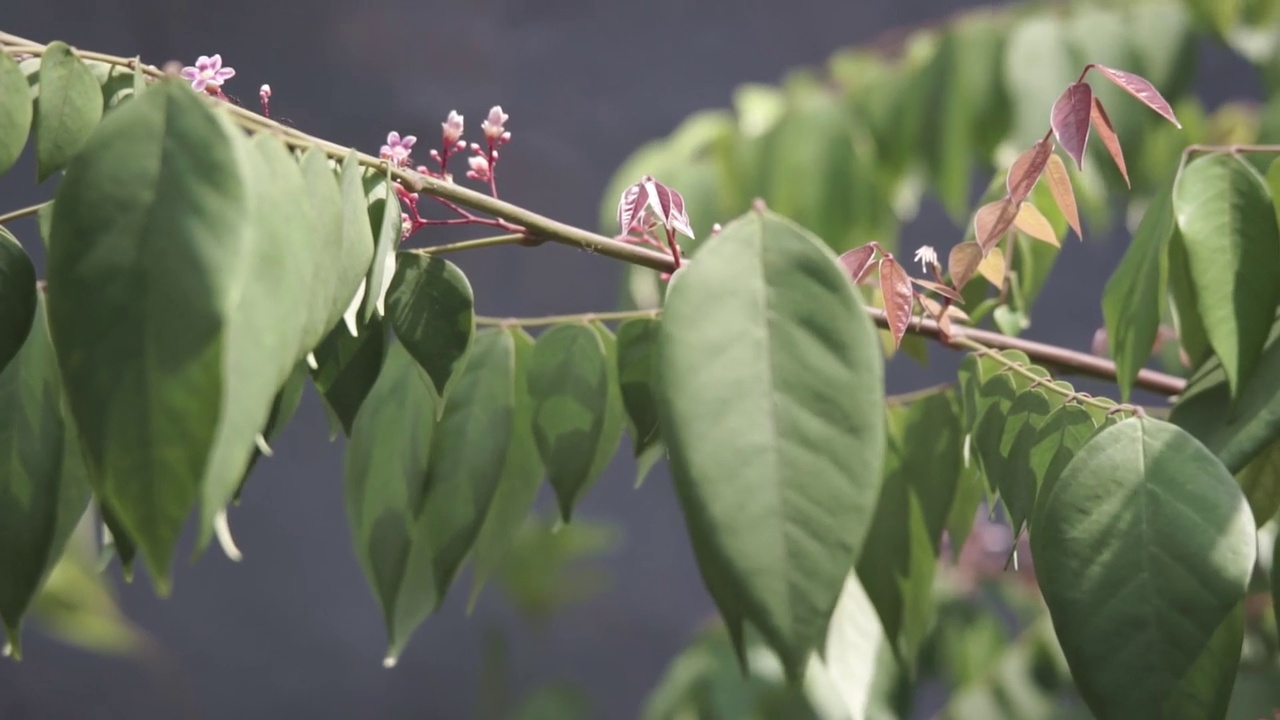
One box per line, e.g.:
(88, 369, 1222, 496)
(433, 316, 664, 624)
(1014, 203, 1059, 247)
(948, 242, 983, 291)
(977, 246, 1005, 288)
(910, 277, 965, 303)
(974, 198, 1019, 252)
(919, 295, 970, 322)
(1044, 153, 1082, 239)
(1089, 64, 1181, 128)
(1090, 97, 1130, 188)
(616, 175, 695, 239)
(839, 245, 877, 284)
(1006, 140, 1053, 205)
(879, 257, 914, 350)
(1051, 83, 1093, 170)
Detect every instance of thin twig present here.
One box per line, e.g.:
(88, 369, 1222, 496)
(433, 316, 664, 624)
(476, 309, 660, 328)
(0, 200, 50, 226)
(409, 234, 528, 256)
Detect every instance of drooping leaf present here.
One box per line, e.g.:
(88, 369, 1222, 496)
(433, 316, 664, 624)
(528, 323, 614, 521)
(300, 149, 374, 344)
(1013, 203, 1059, 247)
(99, 500, 136, 579)
(857, 390, 961, 663)
(1004, 16, 1077, 148)
(0, 228, 36, 376)
(1170, 312, 1280, 475)
(1023, 404, 1098, 534)
(310, 314, 388, 438)
(1006, 139, 1052, 205)
(1235, 437, 1280, 526)
(0, 52, 32, 176)
(362, 168, 400, 322)
(839, 245, 876, 284)
(616, 317, 664, 486)
(345, 340, 438, 663)
(1044, 153, 1082, 238)
(1167, 228, 1210, 366)
(0, 295, 92, 654)
(47, 79, 249, 590)
(919, 30, 976, 220)
(196, 133, 322, 550)
(1173, 153, 1280, 398)
(879, 257, 913, 350)
(385, 253, 475, 403)
(469, 328, 544, 608)
(973, 198, 1019, 253)
(1089, 64, 1182, 128)
(1051, 82, 1093, 170)
(1032, 417, 1255, 720)
(656, 208, 885, 679)
(1090, 97, 1130, 188)
(418, 329, 516, 601)
(1103, 183, 1175, 401)
(948, 241, 983, 291)
(35, 42, 102, 182)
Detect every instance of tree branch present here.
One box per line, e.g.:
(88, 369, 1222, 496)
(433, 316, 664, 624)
(0, 30, 1188, 399)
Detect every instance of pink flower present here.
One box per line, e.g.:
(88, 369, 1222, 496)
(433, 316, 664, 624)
(466, 155, 491, 181)
(442, 111, 464, 146)
(481, 106, 508, 142)
(380, 131, 417, 168)
(180, 54, 236, 93)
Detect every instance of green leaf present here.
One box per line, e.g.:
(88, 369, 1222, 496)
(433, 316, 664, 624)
(1103, 183, 1175, 402)
(1025, 405, 1099, 534)
(1004, 16, 1076, 148)
(35, 42, 103, 181)
(991, 389, 1058, 534)
(0, 228, 36, 376)
(362, 168, 400, 322)
(0, 295, 92, 655)
(1167, 227, 1211, 366)
(583, 321, 625, 497)
(1235, 436, 1280, 526)
(945, 463, 983, 563)
(1173, 153, 1280, 398)
(344, 341, 439, 663)
(656, 208, 886, 679)
(99, 500, 136, 579)
(310, 315, 388, 438)
(419, 329, 516, 599)
(468, 327, 543, 608)
(528, 323, 614, 521)
(338, 152, 376, 287)
(236, 360, 310, 500)
(195, 133, 322, 550)
(856, 390, 961, 664)
(0, 52, 32, 176)
(970, 373, 1018, 496)
(47, 79, 249, 591)
(1273, 531, 1279, 636)
(616, 317, 663, 480)
(1170, 312, 1280, 474)
(1032, 417, 1255, 720)
(300, 149, 373, 346)
(385, 253, 475, 403)
(919, 30, 974, 221)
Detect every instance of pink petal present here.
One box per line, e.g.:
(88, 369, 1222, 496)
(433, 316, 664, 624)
(401, 135, 417, 149)
(191, 78, 208, 92)
(386, 131, 401, 146)
(195, 55, 213, 71)
(209, 54, 223, 70)
(180, 67, 198, 80)
(215, 67, 236, 81)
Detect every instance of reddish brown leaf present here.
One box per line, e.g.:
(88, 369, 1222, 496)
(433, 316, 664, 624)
(973, 198, 1019, 252)
(1089, 64, 1181, 128)
(879, 257, 914, 350)
(948, 242, 984, 291)
(1051, 83, 1093, 170)
(1006, 140, 1053, 205)
(1014, 203, 1059, 247)
(838, 244, 877, 284)
(977, 246, 1006, 288)
(919, 295, 970, 323)
(1044, 154, 1082, 239)
(616, 175, 696, 239)
(910, 277, 965, 303)
(1090, 97, 1130, 188)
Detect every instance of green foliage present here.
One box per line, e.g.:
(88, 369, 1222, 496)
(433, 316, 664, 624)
(0, 227, 35, 375)
(656, 208, 885, 679)
(0, 52, 31, 176)
(35, 42, 101, 181)
(385, 252, 475, 402)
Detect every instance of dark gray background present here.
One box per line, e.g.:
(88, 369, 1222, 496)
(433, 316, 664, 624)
(0, 1, 1258, 718)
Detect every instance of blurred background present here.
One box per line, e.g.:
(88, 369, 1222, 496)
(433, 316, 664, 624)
(2, 0, 1279, 717)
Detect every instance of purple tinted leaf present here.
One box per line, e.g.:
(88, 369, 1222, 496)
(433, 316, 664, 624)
(948, 242, 983, 291)
(910, 277, 965, 303)
(1051, 83, 1093, 170)
(618, 175, 696, 240)
(617, 178, 652, 234)
(839, 245, 877, 284)
(1006, 140, 1053, 206)
(973, 198, 1019, 253)
(1090, 65, 1181, 128)
(879, 257, 914, 350)
(1090, 97, 1130, 188)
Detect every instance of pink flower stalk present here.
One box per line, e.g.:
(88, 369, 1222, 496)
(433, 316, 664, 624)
(380, 131, 417, 168)
(180, 54, 236, 94)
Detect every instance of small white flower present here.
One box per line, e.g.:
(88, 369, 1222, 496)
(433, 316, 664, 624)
(913, 245, 939, 273)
